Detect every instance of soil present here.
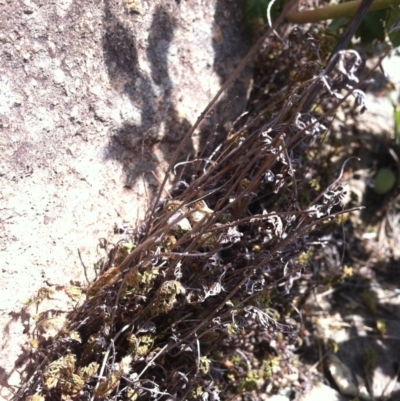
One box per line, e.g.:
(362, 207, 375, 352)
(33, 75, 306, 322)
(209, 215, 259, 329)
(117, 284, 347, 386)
(0, 1, 252, 398)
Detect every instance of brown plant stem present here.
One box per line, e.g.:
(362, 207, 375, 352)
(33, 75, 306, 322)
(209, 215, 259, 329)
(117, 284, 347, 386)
(286, 0, 399, 24)
(144, 0, 300, 237)
(301, 0, 375, 111)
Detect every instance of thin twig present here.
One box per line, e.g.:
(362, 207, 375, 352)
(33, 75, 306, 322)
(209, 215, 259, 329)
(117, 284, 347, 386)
(145, 0, 301, 236)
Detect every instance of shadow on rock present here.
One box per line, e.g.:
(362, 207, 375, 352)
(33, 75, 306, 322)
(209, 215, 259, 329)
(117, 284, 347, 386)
(101, 1, 192, 193)
(101, 0, 252, 197)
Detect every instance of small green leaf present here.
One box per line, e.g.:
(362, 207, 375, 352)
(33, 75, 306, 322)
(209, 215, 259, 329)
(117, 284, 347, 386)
(387, 94, 400, 145)
(327, 17, 350, 32)
(394, 105, 400, 145)
(356, 10, 386, 43)
(245, 0, 282, 26)
(387, 7, 400, 48)
(374, 168, 396, 195)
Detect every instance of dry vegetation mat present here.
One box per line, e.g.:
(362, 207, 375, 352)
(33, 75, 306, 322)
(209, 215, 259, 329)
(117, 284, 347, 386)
(15, 19, 386, 401)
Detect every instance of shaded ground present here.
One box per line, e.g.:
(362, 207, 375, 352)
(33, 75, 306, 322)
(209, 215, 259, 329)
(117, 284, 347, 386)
(297, 53, 400, 400)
